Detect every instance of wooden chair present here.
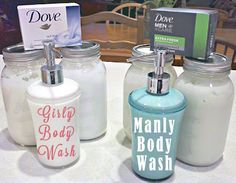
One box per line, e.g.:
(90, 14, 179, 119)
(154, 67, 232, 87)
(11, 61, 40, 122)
(111, 3, 147, 22)
(215, 38, 236, 69)
(173, 55, 184, 67)
(81, 11, 144, 62)
(188, 6, 229, 28)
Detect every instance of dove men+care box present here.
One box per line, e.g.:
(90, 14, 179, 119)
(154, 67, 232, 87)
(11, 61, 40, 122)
(150, 8, 218, 59)
(17, 3, 82, 50)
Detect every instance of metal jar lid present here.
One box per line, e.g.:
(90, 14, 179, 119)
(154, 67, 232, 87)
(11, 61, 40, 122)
(61, 41, 100, 58)
(2, 43, 44, 62)
(132, 44, 173, 63)
(184, 53, 232, 73)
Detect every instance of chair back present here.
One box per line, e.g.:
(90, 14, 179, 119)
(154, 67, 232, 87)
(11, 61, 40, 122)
(112, 3, 147, 20)
(81, 11, 144, 49)
(215, 38, 236, 69)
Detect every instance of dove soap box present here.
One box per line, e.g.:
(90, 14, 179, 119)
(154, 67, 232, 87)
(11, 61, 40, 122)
(150, 8, 218, 59)
(17, 3, 82, 50)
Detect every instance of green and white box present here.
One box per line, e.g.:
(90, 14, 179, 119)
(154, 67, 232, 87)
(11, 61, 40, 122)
(150, 8, 218, 59)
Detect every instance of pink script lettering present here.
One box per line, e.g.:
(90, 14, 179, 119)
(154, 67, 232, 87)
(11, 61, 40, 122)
(39, 124, 75, 141)
(37, 105, 76, 123)
(37, 144, 76, 160)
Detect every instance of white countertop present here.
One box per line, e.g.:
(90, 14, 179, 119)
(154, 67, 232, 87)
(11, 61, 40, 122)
(0, 55, 236, 183)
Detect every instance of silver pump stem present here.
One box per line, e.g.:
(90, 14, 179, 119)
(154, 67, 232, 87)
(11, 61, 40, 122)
(154, 49, 165, 76)
(41, 40, 63, 85)
(147, 49, 170, 95)
(44, 41, 55, 68)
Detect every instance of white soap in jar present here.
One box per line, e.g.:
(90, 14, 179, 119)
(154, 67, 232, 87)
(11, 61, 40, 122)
(123, 44, 177, 140)
(61, 41, 107, 140)
(175, 54, 234, 166)
(1, 43, 44, 146)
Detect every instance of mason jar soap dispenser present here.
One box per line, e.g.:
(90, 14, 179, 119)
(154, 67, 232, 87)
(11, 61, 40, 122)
(26, 41, 81, 168)
(129, 50, 187, 180)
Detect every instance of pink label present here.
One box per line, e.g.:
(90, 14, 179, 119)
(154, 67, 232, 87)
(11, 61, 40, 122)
(36, 105, 78, 161)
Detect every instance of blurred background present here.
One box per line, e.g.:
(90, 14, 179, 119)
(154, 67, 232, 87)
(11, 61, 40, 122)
(0, 0, 236, 61)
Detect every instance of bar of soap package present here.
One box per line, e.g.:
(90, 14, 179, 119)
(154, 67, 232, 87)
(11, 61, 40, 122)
(150, 8, 218, 59)
(18, 3, 82, 50)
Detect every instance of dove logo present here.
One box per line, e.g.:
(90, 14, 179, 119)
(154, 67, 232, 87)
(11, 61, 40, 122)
(26, 10, 61, 23)
(155, 13, 174, 24)
(40, 24, 51, 30)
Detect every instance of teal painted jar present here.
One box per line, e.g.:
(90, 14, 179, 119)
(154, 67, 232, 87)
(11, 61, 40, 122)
(128, 50, 186, 180)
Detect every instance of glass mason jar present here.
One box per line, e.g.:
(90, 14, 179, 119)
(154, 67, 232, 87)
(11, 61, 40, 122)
(123, 44, 177, 140)
(61, 41, 107, 140)
(1, 43, 44, 146)
(175, 53, 234, 166)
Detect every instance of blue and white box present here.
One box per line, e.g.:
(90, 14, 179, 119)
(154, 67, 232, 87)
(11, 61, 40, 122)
(17, 3, 82, 50)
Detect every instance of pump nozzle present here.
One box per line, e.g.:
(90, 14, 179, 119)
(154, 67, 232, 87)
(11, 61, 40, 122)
(147, 49, 170, 95)
(154, 49, 166, 77)
(43, 40, 56, 68)
(41, 40, 63, 85)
